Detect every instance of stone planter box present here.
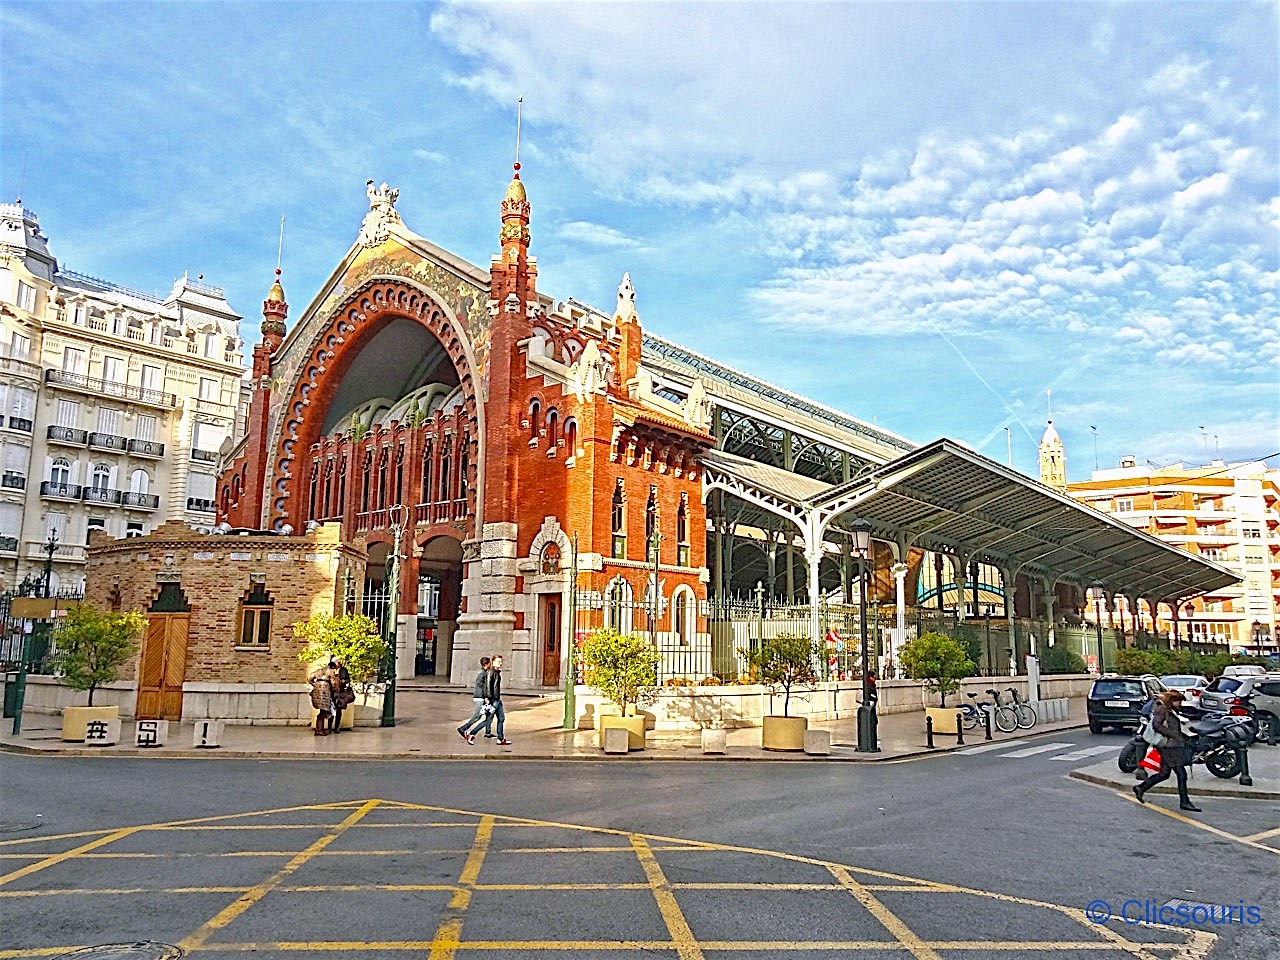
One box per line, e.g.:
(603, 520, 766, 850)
(61, 705, 119, 742)
(598, 714, 646, 750)
(761, 715, 807, 751)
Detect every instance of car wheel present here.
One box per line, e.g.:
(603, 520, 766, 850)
(1256, 713, 1279, 745)
(1089, 720, 1103, 734)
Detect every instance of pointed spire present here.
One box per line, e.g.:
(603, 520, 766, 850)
(1039, 419, 1066, 491)
(261, 267, 288, 351)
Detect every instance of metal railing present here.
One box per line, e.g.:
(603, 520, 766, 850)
(47, 425, 88, 445)
(127, 438, 165, 457)
(7, 417, 32, 433)
(88, 432, 128, 451)
(1, 473, 26, 490)
(191, 448, 219, 463)
(0, 536, 17, 552)
(121, 491, 160, 509)
(39, 480, 81, 500)
(0, 355, 41, 379)
(186, 497, 216, 513)
(44, 368, 177, 408)
(82, 487, 122, 505)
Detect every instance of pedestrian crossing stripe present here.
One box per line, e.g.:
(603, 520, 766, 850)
(1050, 745, 1120, 762)
(998, 742, 1076, 758)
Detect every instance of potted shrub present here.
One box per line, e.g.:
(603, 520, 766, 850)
(581, 627, 660, 750)
(294, 613, 388, 727)
(899, 631, 976, 735)
(49, 605, 145, 741)
(738, 633, 819, 751)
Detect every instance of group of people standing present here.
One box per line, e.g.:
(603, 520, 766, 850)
(309, 657, 354, 736)
(456, 655, 511, 745)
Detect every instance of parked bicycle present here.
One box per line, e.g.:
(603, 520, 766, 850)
(1000, 686, 1038, 730)
(957, 690, 1017, 733)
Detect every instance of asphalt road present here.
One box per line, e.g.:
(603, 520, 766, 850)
(1, 730, 1276, 959)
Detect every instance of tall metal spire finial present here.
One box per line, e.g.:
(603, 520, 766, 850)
(276, 216, 285, 272)
(514, 96, 523, 177)
(1046, 388, 1052, 421)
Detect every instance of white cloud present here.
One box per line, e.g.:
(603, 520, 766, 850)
(557, 220, 640, 248)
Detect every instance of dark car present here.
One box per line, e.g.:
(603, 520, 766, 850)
(1087, 675, 1166, 733)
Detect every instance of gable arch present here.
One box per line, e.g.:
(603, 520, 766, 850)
(267, 277, 485, 531)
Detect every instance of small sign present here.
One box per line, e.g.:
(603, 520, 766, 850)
(267, 553, 290, 561)
(193, 551, 214, 560)
(230, 552, 251, 561)
(9, 598, 77, 619)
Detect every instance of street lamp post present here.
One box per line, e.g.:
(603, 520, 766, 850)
(852, 518, 878, 752)
(380, 508, 406, 727)
(563, 533, 579, 731)
(1184, 603, 1195, 652)
(1091, 581, 1105, 675)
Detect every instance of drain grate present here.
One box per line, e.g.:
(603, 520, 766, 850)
(53, 943, 184, 960)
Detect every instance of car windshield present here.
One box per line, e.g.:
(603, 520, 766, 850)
(1161, 675, 1202, 687)
(1205, 677, 1243, 693)
(1092, 680, 1144, 698)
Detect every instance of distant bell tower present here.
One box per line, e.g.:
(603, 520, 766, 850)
(1039, 420, 1066, 491)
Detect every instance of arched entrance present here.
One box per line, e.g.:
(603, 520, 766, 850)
(416, 535, 463, 677)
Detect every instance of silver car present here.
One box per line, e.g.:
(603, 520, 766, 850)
(1159, 674, 1209, 712)
(1198, 673, 1280, 742)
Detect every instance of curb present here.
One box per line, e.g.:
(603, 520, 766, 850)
(1068, 768, 1280, 801)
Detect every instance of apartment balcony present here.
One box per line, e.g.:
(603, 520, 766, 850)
(44, 368, 177, 409)
(81, 486, 122, 505)
(121, 491, 160, 510)
(0, 355, 41, 381)
(40, 480, 82, 501)
(186, 497, 216, 513)
(7, 417, 33, 433)
(191, 448, 219, 463)
(88, 431, 129, 452)
(24, 540, 87, 563)
(1, 472, 26, 490)
(47, 425, 89, 446)
(0, 535, 17, 553)
(127, 438, 165, 458)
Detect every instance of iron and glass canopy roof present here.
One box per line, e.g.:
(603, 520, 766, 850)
(703, 439, 1238, 602)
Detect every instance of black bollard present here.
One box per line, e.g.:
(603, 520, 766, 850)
(956, 712, 965, 746)
(1237, 745, 1253, 787)
(926, 714, 935, 749)
(984, 708, 993, 741)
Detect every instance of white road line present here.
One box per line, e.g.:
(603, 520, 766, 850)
(955, 741, 1015, 755)
(1049, 746, 1119, 762)
(997, 742, 1076, 758)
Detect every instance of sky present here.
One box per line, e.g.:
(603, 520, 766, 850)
(2, 1, 1276, 481)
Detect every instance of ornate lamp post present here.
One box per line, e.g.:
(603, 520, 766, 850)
(380, 507, 407, 727)
(852, 518, 878, 752)
(1090, 581, 1105, 675)
(1184, 603, 1195, 652)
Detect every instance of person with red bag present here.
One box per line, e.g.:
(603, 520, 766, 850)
(1134, 690, 1200, 812)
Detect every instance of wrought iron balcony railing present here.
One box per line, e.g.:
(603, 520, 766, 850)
(120, 491, 160, 510)
(0, 535, 17, 552)
(82, 487, 122, 505)
(88, 432, 129, 452)
(47, 425, 89, 445)
(1, 472, 25, 490)
(7, 417, 32, 433)
(191, 448, 219, 463)
(40, 481, 82, 500)
(127, 438, 165, 458)
(44, 368, 177, 408)
(186, 497, 216, 513)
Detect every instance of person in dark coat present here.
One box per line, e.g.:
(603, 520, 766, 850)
(309, 666, 333, 737)
(1134, 690, 1200, 812)
(457, 656, 492, 744)
(328, 658, 353, 734)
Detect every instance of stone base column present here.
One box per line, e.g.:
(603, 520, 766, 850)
(450, 522, 520, 684)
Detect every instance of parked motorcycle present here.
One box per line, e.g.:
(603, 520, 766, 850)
(1118, 709, 1255, 779)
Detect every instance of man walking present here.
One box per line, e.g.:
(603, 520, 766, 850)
(457, 656, 492, 745)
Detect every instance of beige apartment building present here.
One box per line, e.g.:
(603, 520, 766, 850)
(0, 201, 247, 593)
(1067, 457, 1279, 653)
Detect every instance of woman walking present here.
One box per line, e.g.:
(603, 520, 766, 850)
(309, 665, 334, 737)
(1134, 690, 1200, 812)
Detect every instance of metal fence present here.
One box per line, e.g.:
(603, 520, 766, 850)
(0, 586, 85, 671)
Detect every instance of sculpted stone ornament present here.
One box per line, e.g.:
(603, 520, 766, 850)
(358, 180, 403, 248)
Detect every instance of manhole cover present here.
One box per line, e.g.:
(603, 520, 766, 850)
(52, 943, 183, 960)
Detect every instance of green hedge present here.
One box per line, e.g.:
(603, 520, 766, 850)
(1039, 644, 1087, 675)
(1112, 648, 1267, 679)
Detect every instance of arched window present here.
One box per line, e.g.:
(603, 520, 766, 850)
(528, 399, 541, 442)
(458, 441, 470, 507)
(546, 408, 559, 447)
(672, 586, 696, 646)
(421, 439, 434, 503)
(361, 453, 372, 512)
(645, 486, 658, 563)
(50, 458, 70, 486)
(611, 480, 626, 559)
(677, 493, 690, 566)
(439, 445, 451, 503)
(91, 463, 111, 492)
(564, 418, 578, 461)
(129, 469, 149, 494)
(377, 449, 389, 509)
(308, 462, 320, 520)
(605, 577, 633, 633)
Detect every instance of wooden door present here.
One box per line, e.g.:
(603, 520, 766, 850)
(541, 597, 560, 687)
(136, 613, 189, 720)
